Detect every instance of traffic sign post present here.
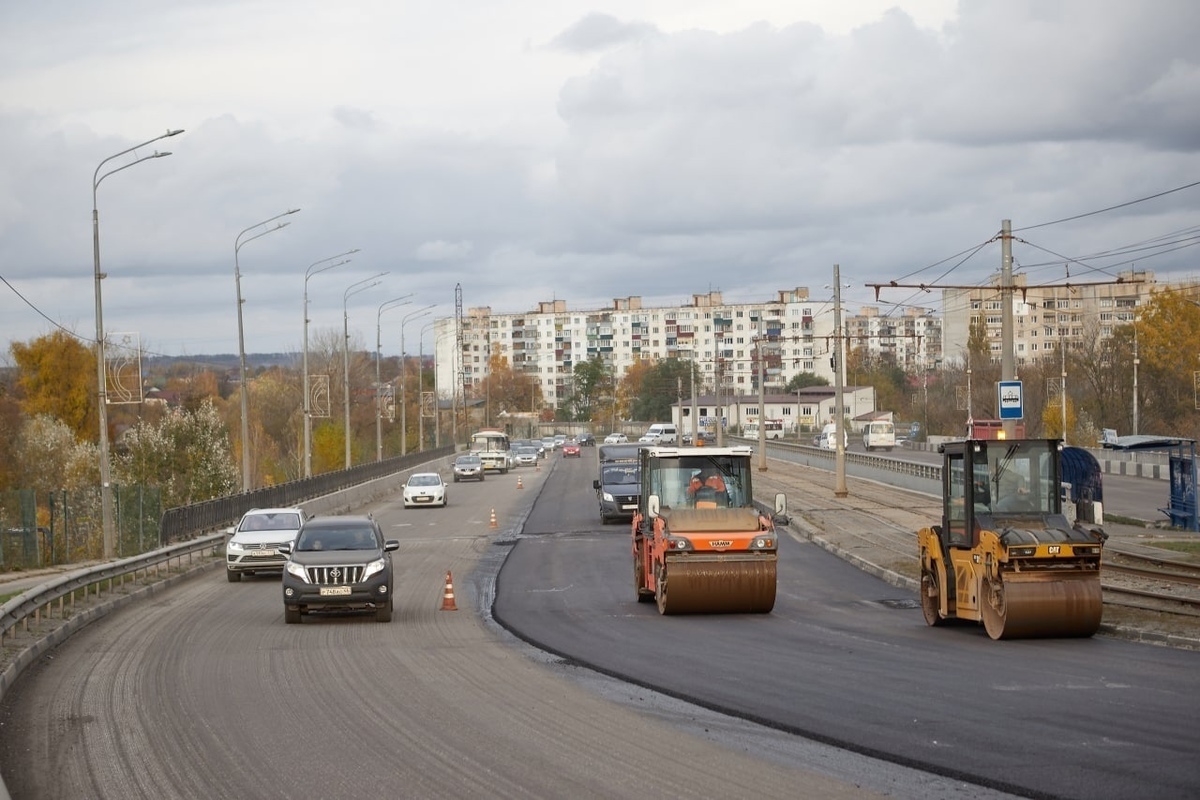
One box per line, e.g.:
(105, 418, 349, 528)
(997, 380, 1023, 420)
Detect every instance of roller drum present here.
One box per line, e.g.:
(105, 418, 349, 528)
(656, 558, 776, 615)
(982, 572, 1102, 640)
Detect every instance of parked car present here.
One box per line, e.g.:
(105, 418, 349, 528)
(603, 432, 628, 444)
(279, 515, 398, 623)
(402, 472, 447, 508)
(512, 446, 540, 467)
(576, 432, 595, 446)
(452, 453, 485, 482)
(562, 440, 581, 457)
(225, 507, 308, 582)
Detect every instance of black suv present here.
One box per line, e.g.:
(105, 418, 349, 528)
(279, 515, 399, 623)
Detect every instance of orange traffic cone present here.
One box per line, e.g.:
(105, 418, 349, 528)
(517, 475, 524, 490)
(490, 508, 498, 529)
(440, 570, 458, 611)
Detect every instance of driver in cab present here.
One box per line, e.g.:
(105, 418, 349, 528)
(687, 467, 727, 507)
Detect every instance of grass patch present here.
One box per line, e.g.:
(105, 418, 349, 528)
(0, 591, 18, 604)
(1150, 540, 1200, 557)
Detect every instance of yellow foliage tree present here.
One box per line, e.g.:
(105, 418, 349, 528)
(10, 331, 97, 441)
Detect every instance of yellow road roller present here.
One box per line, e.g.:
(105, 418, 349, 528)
(632, 445, 787, 614)
(917, 439, 1106, 639)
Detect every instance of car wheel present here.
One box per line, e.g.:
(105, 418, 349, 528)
(454, 476, 459, 482)
(284, 606, 301, 624)
(226, 569, 241, 583)
(376, 596, 393, 623)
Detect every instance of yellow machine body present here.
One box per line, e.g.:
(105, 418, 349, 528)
(917, 439, 1105, 640)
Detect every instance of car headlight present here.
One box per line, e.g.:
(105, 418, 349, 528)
(227, 540, 245, 552)
(602, 492, 615, 502)
(285, 561, 308, 581)
(362, 557, 387, 581)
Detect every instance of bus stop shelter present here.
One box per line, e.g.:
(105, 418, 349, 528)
(1104, 435, 1198, 531)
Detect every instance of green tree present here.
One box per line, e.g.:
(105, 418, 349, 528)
(629, 358, 696, 421)
(784, 372, 830, 392)
(10, 331, 96, 441)
(570, 356, 613, 422)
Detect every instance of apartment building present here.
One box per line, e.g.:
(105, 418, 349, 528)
(939, 269, 1191, 367)
(434, 288, 939, 412)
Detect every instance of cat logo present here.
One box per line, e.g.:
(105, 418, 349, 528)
(1048, 545, 1061, 554)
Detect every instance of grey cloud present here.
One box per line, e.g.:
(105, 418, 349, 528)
(547, 13, 659, 54)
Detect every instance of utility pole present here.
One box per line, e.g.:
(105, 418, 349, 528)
(1000, 219, 1017, 439)
(833, 264, 848, 497)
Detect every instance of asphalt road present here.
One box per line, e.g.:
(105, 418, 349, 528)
(2, 450, 1196, 799)
(0, 455, 954, 800)
(495, 454, 1200, 800)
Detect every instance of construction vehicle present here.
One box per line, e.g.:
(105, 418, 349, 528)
(917, 439, 1106, 640)
(632, 445, 787, 614)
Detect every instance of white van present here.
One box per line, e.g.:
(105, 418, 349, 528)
(638, 423, 678, 445)
(819, 423, 848, 450)
(862, 420, 896, 452)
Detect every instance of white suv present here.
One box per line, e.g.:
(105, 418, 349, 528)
(226, 507, 308, 582)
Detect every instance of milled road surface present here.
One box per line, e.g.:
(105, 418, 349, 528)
(0, 456, 908, 800)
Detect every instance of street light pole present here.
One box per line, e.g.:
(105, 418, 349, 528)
(92, 127, 183, 559)
(303, 249, 358, 478)
(343, 273, 387, 469)
(419, 321, 436, 452)
(235, 209, 300, 492)
(399, 305, 436, 457)
(375, 295, 414, 461)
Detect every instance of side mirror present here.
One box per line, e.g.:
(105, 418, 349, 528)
(593, 479, 600, 490)
(277, 542, 293, 555)
(384, 540, 400, 552)
(648, 494, 661, 518)
(773, 492, 789, 525)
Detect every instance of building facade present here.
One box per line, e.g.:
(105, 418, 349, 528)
(434, 289, 938, 414)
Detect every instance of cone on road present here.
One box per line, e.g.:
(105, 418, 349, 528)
(490, 508, 498, 529)
(440, 570, 458, 611)
(517, 475, 524, 490)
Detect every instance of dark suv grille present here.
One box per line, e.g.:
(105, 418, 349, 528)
(306, 565, 366, 585)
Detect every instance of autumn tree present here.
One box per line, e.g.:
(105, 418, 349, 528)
(10, 331, 97, 441)
(114, 399, 237, 508)
(1133, 289, 1200, 439)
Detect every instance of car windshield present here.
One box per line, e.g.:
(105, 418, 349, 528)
(296, 526, 377, 551)
(240, 512, 302, 531)
(602, 465, 640, 485)
(518, 447, 537, 455)
(456, 457, 480, 465)
(410, 474, 441, 486)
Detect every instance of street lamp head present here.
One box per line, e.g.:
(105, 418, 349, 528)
(153, 150, 172, 158)
(166, 129, 185, 137)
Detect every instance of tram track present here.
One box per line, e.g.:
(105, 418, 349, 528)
(754, 460, 1200, 635)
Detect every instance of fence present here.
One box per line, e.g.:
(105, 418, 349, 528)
(0, 445, 454, 571)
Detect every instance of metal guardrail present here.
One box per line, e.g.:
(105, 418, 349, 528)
(0, 533, 223, 650)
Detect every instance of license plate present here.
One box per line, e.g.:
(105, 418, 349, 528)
(319, 586, 352, 596)
(416, 497, 431, 502)
(622, 504, 637, 510)
(251, 549, 276, 558)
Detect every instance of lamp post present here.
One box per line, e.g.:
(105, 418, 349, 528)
(419, 321, 436, 451)
(303, 249, 358, 478)
(343, 273, 387, 468)
(375, 295, 414, 461)
(235, 209, 300, 492)
(93, 128, 183, 559)
(399, 305, 436, 456)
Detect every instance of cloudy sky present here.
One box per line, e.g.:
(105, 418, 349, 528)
(2, 0, 1198, 361)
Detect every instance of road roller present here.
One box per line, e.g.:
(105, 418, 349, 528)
(917, 439, 1106, 639)
(632, 445, 787, 614)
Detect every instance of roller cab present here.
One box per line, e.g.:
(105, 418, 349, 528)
(918, 439, 1106, 639)
(631, 445, 786, 614)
